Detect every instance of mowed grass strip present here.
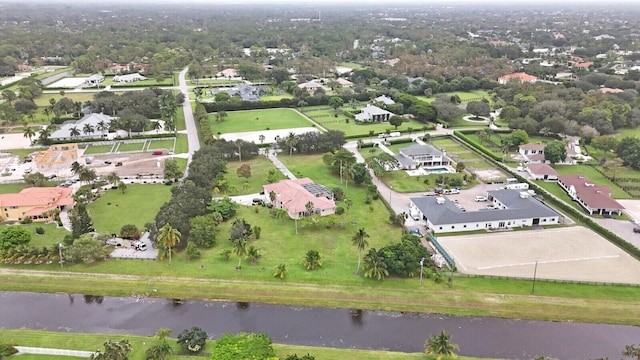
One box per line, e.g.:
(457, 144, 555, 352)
(147, 139, 175, 150)
(223, 156, 286, 196)
(83, 144, 113, 155)
(305, 109, 426, 137)
(87, 184, 171, 234)
(18, 223, 70, 248)
(209, 109, 313, 133)
(117, 142, 145, 152)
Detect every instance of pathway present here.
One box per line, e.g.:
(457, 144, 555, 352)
(177, 67, 200, 176)
(59, 210, 72, 231)
(15, 346, 94, 358)
(265, 150, 296, 180)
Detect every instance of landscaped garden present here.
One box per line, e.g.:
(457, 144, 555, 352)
(209, 108, 313, 134)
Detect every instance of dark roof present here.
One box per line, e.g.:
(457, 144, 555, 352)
(394, 154, 417, 167)
(400, 144, 443, 157)
(410, 189, 559, 226)
(300, 182, 333, 197)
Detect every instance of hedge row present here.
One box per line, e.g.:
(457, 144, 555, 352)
(194, 103, 213, 145)
(203, 92, 382, 113)
(454, 130, 501, 161)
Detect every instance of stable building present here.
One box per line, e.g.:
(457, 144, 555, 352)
(410, 189, 561, 233)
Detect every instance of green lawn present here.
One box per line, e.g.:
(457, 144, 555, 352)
(176, 107, 186, 131)
(33, 93, 100, 107)
(304, 108, 426, 137)
(210, 109, 313, 134)
(175, 134, 188, 154)
(417, 90, 491, 104)
(16, 223, 70, 248)
(260, 94, 294, 101)
(223, 156, 286, 196)
(0, 183, 31, 194)
(0, 330, 475, 360)
(148, 139, 175, 151)
(84, 144, 114, 155)
(117, 142, 145, 152)
(87, 184, 171, 234)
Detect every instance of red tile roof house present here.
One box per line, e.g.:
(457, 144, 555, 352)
(497, 72, 538, 85)
(0, 187, 74, 222)
(557, 175, 623, 216)
(526, 163, 558, 181)
(263, 178, 336, 220)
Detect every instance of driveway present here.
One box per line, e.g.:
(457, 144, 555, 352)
(177, 67, 200, 176)
(109, 232, 157, 260)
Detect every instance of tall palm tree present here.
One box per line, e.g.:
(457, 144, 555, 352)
(152, 121, 163, 133)
(303, 250, 322, 270)
(82, 123, 95, 137)
(69, 126, 81, 139)
(157, 223, 181, 265)
(258, 134, 265, 145)
(70, 161, 83, 176)
(363, 248, 388, 280)
(106, 171, 120, 186)
(424, 330, 459, 360)
(96, 120, 109, 135)
(275, 208, 288, 224)
(23, 126, 36, 144)
(42, 107, 51, 122)
(78, 166, 97, 185)
(351, 228, 370, 275)
(118, 181, 127, 194)
(159, 92, 178, 135)
(233, 237, 248, 269)
(285, 132, 298, 157)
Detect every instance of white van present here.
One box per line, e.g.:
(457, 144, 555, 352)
(474, 195, 487, 202)
(133, 241, 147, 251)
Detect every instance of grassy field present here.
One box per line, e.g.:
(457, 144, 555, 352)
(0, 330, 473, 360)
(209, 109, 313, 134)
(117, 142, 145, 152)
(0, 183, 31, 194)
(223, 156, 286, 196)
(16, 223, 70, 248)
(417, 90, 491, 104)
(260, 94, 294, 101)
(87, 184, 171, 234)
(303, 108, 427, 137)
(148, 139, 175, 150)
(84, 144, 114, 155)
(176, 107, 186, 131)
(33, 93, 99, 107)
(175, 134, 189, 154)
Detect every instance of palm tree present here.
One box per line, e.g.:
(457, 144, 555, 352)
(303, 250, 322, 270)
(247, 245, 261, 264)
(285, 132, 298, 157)
(152, 121, 163, 133)
(305, 201, 314, 216)
(273, 263, 287, 279)
(145, 341, 172, 360)
(363, 248, 388, 280)
(106, 171, 120, 186)
(157, 223, 181, 265)
(235, 139, 243, 162)
(424, 330, 459, 360)
(23, 126, 36, 144)
(42, 107, 51, 122)
(351, 228, 370, 275)
(233, 237, 248, 269)
(275, 208, 288, 224)
(96, 120, 109, 135)
(69, 126, 81, 139)
(82, 123, 95, 137)
(70, 161, 83, 176)
(78, 166, 97, 185)
(159, 92, 178, 135)
(258, 134, 265, 145)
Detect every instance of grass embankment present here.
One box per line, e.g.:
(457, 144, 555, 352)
(87, 184, 172, 234)
(209, 109, 313, 134)
(0, 330, 475, 360)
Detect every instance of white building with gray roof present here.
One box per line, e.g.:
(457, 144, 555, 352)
(410, 189, 561, 233)
(395, 144, 451, 170)
(50, 113, 115, 141)
(354, 104, 393, 122)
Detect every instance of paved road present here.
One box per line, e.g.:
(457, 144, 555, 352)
(178, 67, 200, 176)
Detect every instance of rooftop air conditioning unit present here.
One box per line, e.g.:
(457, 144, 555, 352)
(436, 197, 445, 205)
(519, 191, 530, 199)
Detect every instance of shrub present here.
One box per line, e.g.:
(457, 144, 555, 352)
(177, 327, 207, 353)
(21, 217, 33, 224)
(335, 206, 345, 215)
(35, 227, 45, 235)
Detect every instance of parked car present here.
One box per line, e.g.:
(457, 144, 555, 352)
(633, 228, 640, 234)
(24, 167, 32, 173)
(152, 151, 163, 155)
(115, 162, 123, 167)
(485, 204, 497, 210)
(104, 160, 112, 165)
(252, 198, 264, 205)
(133, 241, 147, 251)
(474, 195, 487, 202)
(46, 174, 57, 180)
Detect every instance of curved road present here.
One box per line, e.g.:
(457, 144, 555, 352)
(177, 67, 200, 175)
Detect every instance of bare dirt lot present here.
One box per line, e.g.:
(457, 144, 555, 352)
(87, 152, 167, 177)
(438, 226, 640, 284)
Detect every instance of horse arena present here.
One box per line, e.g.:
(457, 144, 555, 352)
(437, 227, 640, 285)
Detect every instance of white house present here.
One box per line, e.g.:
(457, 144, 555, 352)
(557, 175, 623, 216)
(50, 113, 115, 141)
(113, 73, 147, 83)
(354, 104, 393, 122)
(373, 95, 395, 105)
(395, 144, 451, 170)
(526, 163, 558, 181)
(297, 81, 324, 91)
(410, 189, 561, 233)
(84, 74, 104, 87)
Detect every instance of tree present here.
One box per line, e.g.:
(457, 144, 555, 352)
(351, 163, 372, 185)
(389, 115, 404, 130)
(145, 341, 172, 360)
(351, 228, 370, 275)
(185, 241, 201, 261)
(305, 201, 314, 216)
(66, 234, 109, 264)
(157, 223, 181, 265)
(285, 132, 299, 157)
(328, 96, 344, 112)
(237, 163, 252, 180)
(623, 344, 640, 360)
(82, 123, 95, 137)
(0, 226, 31, 251)
(235, 139, 244, 162)
(119, 224, 139, 239)
(362, 248, 388, 280)
(424, 330, 459, 360)
(79, 166, 97, 185)
(233, 238, 248, 269)
(106, 172, 120, 186)
(543, 141, 567, 164)
(189, 215, 217, 248)
(258, 134, 265, 144)
(71, 161, 83, 176)
(163, 158, 183, 180)
(603, 158, 625, 181)
(273, 263, 287, 279)
(0, 343, 18, 358)
(90, 339, 131, 360)
(617, 137, 640, 169)
(23, 126, 36, 144)
(177, 327, 207, 353)
(118, 181, 127, 194)
(208, 197, 239, 220)
(69, 126, 81, 139)
(23, 172, 47, 187)
(591, 136, 620, 158)
(70, 202, 94, 238)
(285, 354, 315, 360)
(303, 250, 323, 270)
(215, 110, 228, 123)
(1, 90, 17, 104)
(509, 129, 529, 147)
(210, 332, 276, 360)
(230, 218, 253, 241)
(96, 120, 109, 135)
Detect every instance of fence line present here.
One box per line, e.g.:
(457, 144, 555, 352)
(428, 233, 456, 270)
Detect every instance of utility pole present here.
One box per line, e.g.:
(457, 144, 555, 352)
(531, 261, 538, 294)
(57, 242, 64, 269)
(419, 258, 425, 286)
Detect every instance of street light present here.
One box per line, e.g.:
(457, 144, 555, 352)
(419, 257, 425, 286)
(57, 242, 64, 269)
(531, 261, 538, 294)
(389, 185, 393, 205)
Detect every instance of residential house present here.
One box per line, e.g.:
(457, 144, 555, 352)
(109, 64, 130, 73)
(50, 113, 115, 141)
(263, 178, 336, 220)
(373, 95, 395, 105)
(557, 175, 623, 215)
(526, 163, 558, 181)
(213, 84, 266, 102)
(410, 189, 561, 234)
(354, 104, 393, 123)
(598, 87, 624, 94)
(335, 78, 353, 87)
(0, 187, 74, 222)
(113, 73, 147, 83)
(84, 74, 104, 87)
(297, 81, 324, 91)
(32, 144, 79, 172)
(396, 144, 451, 170)
(497, 72, 538, 85)
(518, 143, 546, 163)
(216, 68, 238, 78)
